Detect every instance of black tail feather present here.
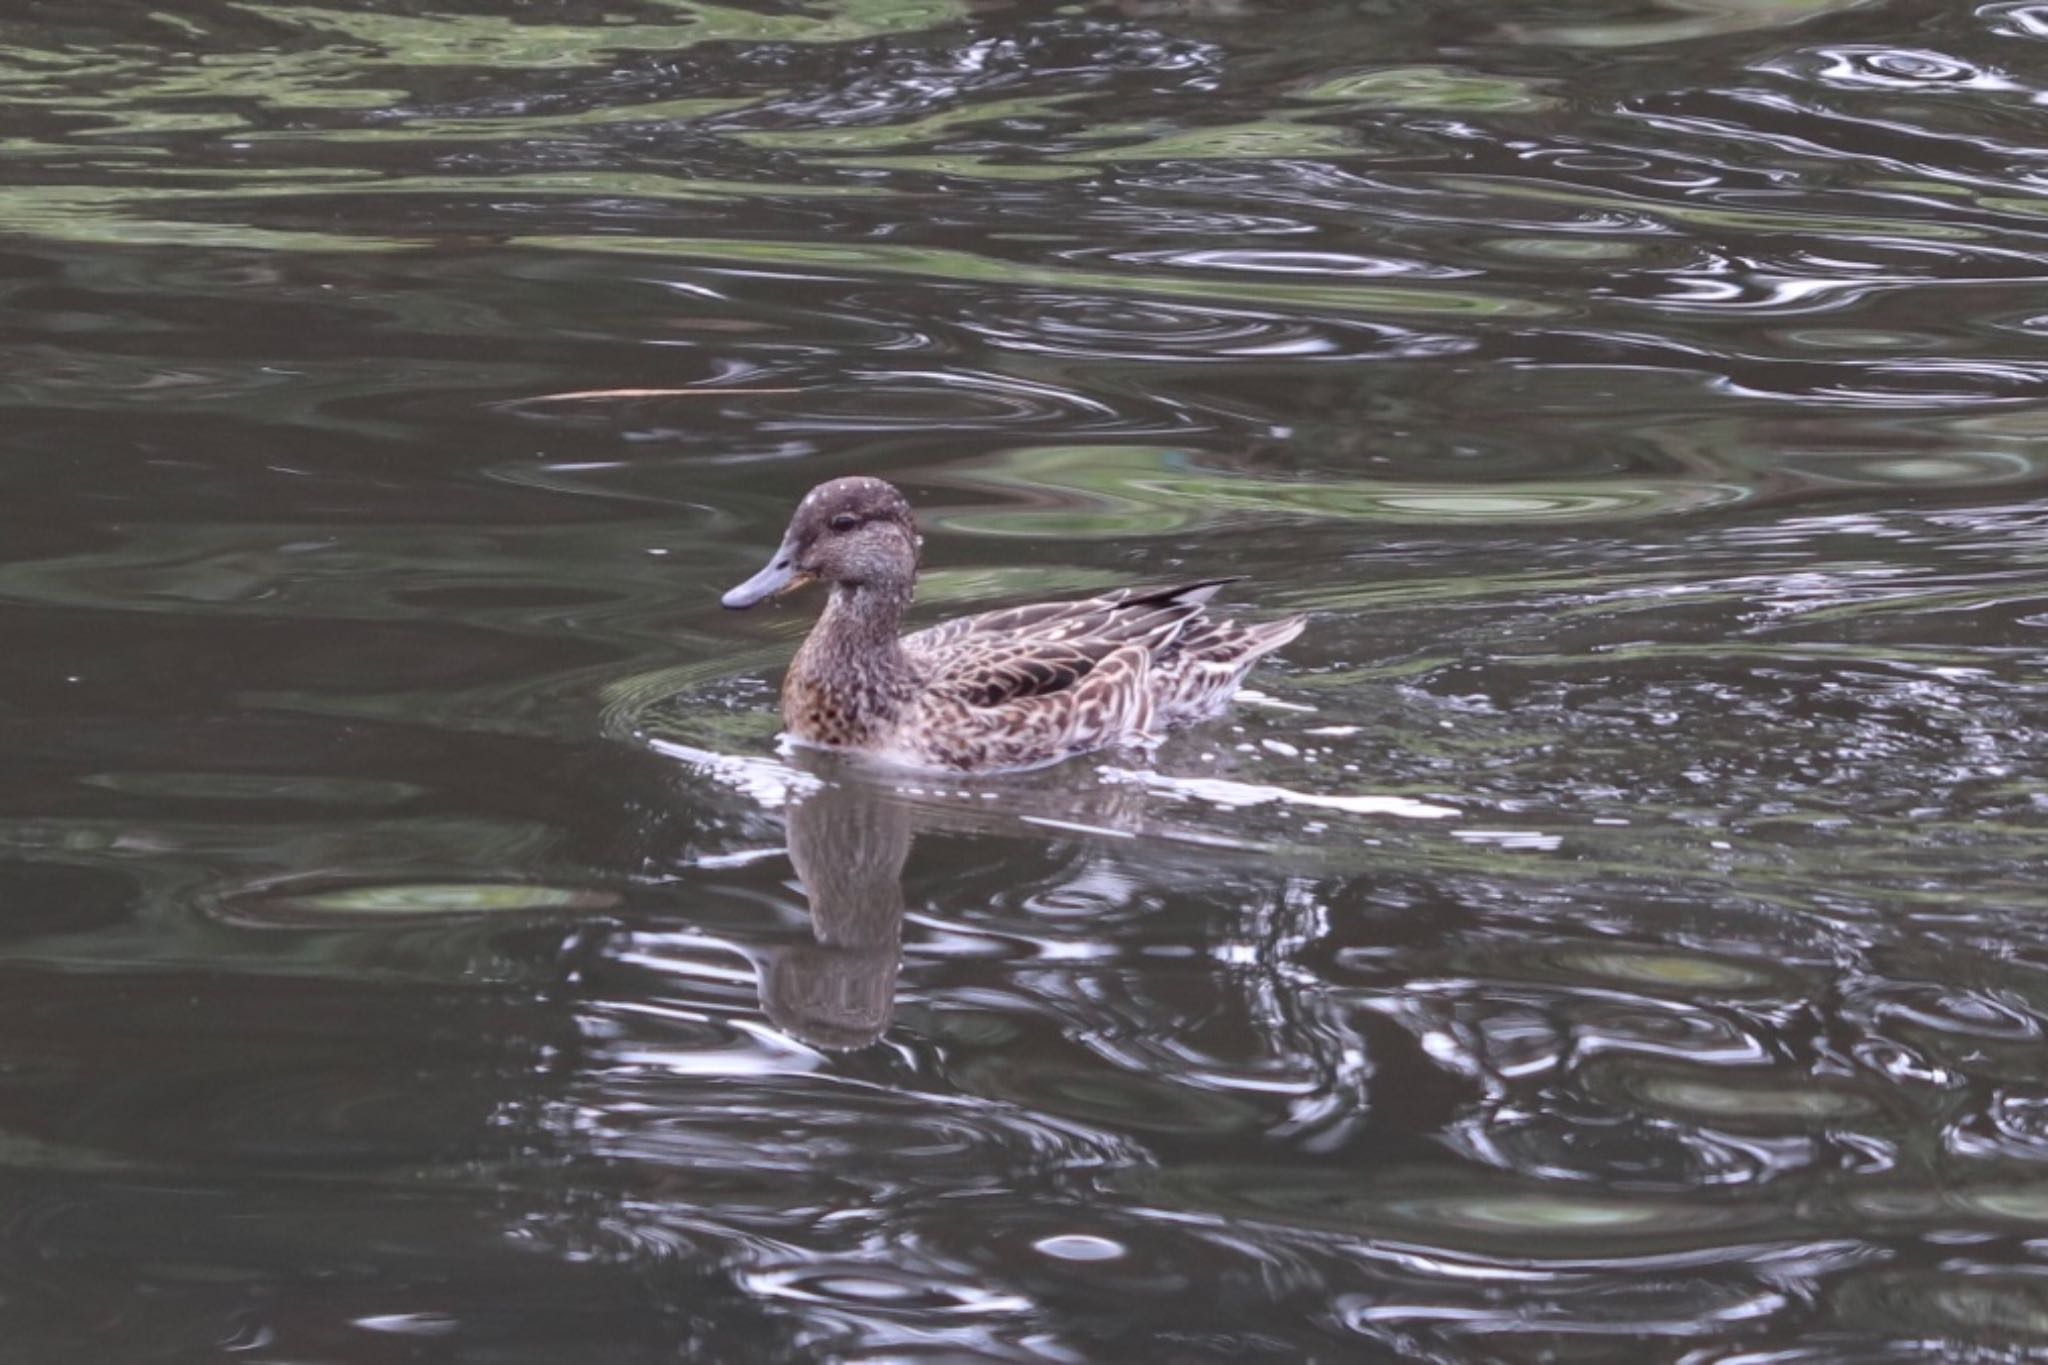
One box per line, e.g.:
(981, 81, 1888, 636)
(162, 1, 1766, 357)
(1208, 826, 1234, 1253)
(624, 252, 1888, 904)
(1112, 576, 1245, 610)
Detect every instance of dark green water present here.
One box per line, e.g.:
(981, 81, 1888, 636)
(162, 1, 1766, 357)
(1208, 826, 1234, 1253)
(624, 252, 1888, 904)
(3, 1, 2047, 1359)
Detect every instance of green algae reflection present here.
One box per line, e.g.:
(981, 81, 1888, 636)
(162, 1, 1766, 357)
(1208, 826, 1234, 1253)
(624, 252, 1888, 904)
(927, 445, 1749, 537)
(235, 0, 968, 68)
(1506, 0, 1881, 48)
(1119, 1164, 1775, 1248)
(215, 880, 619, 926)
(1300, 66, 1560, 113)
(517, 234, 1550, 320)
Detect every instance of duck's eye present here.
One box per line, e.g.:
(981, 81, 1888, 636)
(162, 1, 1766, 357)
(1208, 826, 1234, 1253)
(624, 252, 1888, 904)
(829, 513, 860, 533)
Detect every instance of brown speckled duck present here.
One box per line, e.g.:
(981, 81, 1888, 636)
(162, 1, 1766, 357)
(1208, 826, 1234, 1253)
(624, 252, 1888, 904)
(721, 477, 1306, 772)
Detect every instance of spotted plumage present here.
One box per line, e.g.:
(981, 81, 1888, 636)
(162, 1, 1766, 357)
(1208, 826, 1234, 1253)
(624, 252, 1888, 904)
(722, 477, 1307, 773)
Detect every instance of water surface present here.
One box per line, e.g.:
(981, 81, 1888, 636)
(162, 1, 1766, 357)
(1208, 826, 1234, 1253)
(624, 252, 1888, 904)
(3, 0, 2047, 1358)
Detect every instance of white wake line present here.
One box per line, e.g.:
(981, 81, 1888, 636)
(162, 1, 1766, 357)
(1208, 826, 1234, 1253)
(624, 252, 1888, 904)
(647, 735, 1461, 823)
(1233, 687, 1318, 714)
(1099, 767, 1460, 821)
(645, 736, 821, 809)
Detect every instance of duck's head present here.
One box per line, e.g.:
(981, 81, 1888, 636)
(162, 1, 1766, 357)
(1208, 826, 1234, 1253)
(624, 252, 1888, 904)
(722, 477, 922, 609)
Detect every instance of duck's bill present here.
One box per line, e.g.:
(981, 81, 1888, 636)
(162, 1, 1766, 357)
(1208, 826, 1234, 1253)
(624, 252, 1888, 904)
(722, 544, 811, 609)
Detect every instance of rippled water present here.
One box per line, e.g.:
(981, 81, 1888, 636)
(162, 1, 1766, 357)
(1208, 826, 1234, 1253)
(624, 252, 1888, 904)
(4, 0, 2048, 1358)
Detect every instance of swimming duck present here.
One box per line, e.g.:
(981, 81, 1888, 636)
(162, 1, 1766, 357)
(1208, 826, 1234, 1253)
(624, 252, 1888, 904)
(721, 477, 1306, 772)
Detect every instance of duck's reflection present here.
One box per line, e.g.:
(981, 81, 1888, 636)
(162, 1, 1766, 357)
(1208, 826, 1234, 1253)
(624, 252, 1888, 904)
(757, 774, 912, 1051)
(645, 735, 1397, 1053)
(664, 740, 1241, 1053)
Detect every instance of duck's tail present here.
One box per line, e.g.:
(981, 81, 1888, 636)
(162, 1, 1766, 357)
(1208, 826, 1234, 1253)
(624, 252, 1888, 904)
(1111, 576, 1246, 611)
(1231, 613, 1307, 661)
(1150, 607, 1307, 726)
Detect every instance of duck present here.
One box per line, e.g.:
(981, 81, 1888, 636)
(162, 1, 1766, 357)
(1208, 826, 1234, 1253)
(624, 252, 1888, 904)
(721, 476, 1306, 772)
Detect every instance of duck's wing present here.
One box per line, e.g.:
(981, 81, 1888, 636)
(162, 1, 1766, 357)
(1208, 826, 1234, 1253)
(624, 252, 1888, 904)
(902, 577, 1241, 654)
(934, 635, 1128, 707)
(905, 578, 1240, 709)
(898, 598, 1102, 656)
